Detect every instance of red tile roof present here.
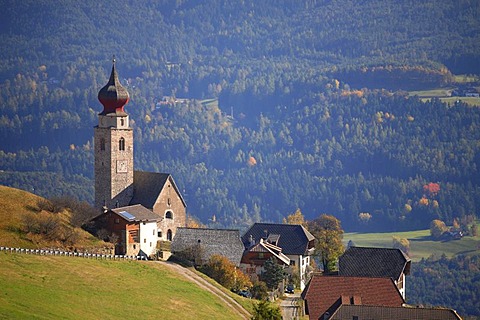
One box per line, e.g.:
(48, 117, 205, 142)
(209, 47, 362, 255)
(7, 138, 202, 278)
(330, 304, 462, 320)
(301, 274, 405, 320)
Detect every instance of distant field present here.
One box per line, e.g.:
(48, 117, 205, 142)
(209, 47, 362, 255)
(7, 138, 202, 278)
(0, 253, 244, 320)
(344, 227, 480, 262)
(408, 75, 480, 106)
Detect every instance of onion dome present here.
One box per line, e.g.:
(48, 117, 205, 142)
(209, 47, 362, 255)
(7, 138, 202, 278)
(98, 57, 130, 115)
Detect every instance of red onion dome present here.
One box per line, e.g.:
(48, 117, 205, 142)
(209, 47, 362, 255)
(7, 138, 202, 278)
(98, 58, 130, 115)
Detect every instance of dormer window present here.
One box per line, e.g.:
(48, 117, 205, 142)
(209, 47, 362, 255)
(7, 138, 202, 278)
(119, 137, 125, 151)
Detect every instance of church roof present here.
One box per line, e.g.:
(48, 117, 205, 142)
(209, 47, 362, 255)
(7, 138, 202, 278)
(111, 204, 158, 222)
(98, 58, 130, 115)
(339, 246, 411, 281)
(130, 171, 187, 209)
(242, 223, 315, 256)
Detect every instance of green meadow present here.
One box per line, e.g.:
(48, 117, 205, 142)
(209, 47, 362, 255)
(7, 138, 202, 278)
(0, 253, 244, 320)
(344, 227, 480, 262)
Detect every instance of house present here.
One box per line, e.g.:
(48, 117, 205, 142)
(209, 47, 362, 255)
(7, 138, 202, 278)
(241, 223, 315, 290)
(327, 304, 462, 320)
(171, 227, 245, 266)
(338, 246, 411, 299)
(301, 274, 405, 320)
(92, 59, 186, 253)
(96, 204, 159, 257)
(240, 238, 290, 282)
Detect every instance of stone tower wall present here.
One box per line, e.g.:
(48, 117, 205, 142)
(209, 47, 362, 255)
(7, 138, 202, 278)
(94, 124, 134, 209)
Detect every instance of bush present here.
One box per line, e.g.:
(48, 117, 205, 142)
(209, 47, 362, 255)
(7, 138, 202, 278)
(251, 300, 282, 320)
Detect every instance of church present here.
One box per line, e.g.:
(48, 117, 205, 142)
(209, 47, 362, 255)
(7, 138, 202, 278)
(93, 58, 186, 257)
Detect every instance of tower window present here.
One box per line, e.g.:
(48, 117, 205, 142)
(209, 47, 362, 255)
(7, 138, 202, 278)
(119, 137, 125, 151)
(100, 138, 106, 151)
(120, 118, 125, 126)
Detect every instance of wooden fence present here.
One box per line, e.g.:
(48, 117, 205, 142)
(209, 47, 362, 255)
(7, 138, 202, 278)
(0, 246, 147, 260)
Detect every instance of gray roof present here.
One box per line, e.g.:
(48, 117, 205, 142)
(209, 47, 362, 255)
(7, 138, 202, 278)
(111, 204, 158, 222)
(330, 305, 462, 320)
(171, 228, 245, 266)
(339, 247, 411, 281)
(242, 223, 315, 256)
(130, 171, 186, 209)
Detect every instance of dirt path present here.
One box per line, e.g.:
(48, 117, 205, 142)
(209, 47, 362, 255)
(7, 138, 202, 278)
(159, 261, 251, 320)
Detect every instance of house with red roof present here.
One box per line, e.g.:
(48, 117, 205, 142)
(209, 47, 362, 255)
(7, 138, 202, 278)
(338, 246, 411, 299)
(301, 274, 405, 320)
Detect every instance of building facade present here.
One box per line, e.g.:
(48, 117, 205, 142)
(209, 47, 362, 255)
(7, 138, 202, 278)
(93, 59, 186, 255)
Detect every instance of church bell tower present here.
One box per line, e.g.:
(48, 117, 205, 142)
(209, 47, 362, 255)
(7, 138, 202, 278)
(94, 58, 134, 209)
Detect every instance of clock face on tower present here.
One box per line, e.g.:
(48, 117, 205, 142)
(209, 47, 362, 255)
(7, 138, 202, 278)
(117, 160, 128, 173)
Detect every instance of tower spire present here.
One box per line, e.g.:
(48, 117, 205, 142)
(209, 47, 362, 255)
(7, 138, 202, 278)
(98, 57, 129, 115)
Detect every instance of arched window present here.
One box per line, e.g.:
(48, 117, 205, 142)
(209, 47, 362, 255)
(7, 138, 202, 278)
(167, 229, 173, 241)
(165, 211, 173, 219)
(119, 137, 125, 151)
(100, 138, 105, 151)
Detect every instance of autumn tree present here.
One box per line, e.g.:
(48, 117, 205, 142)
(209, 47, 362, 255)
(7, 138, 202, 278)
(430, 219, 448, 239)
(307, 214, 344, 273)
(201, 254, 252, 291)
(282, 208, 306, 226)
(392, 236, 410, 254)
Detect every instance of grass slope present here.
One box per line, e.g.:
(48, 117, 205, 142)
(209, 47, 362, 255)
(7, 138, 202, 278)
(0, 185, 106, 250)
(0, 253, 243, 320)
(344, 227, 480, 262)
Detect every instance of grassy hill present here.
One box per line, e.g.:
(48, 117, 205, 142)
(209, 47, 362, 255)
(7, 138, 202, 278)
(344, 227, 480, 262)
(0, 253, 244, 319)
(0, 185, 108, 251)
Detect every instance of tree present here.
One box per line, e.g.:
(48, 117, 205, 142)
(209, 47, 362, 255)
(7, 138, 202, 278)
(262, 257, 285, 290)
(282, 208, 306, 226)
(250, 281, 268, 300)
(392, 236, 410, 254)
(251, 300, 282, 320)
(430, 219, 448, 239)
(308, 214, 344, 273)
(202, 255, 252, 291)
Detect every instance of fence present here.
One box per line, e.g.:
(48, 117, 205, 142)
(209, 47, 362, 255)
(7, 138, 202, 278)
(0, 246, 147, 260)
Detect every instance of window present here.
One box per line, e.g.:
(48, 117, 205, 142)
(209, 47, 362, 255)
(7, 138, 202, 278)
(133, 244, 136, 249)
(144, 238, 146, 243)
(120, 118, 125, 126)
(114, 218, 119, 224)
(119, 137, 125, 151)
(153, 229, 155, 235)
(100, 138, 105, 151)
(167, 198, 171, 206)
(167, 229, 173, 241)
(290, 260, 296, 266)
(150, 242, 152, 247)
(165, 211, 173, 219)
(158, 231, 162, 237)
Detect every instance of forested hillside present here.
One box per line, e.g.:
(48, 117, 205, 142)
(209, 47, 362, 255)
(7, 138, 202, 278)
(0, 0, 479, 231)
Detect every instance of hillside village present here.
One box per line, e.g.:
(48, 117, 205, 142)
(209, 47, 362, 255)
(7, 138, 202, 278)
(4, 60, 463, 319)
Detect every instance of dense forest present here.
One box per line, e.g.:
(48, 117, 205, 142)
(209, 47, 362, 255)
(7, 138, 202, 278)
(408, 254, 480, 317)
(0, 0, 480, 232)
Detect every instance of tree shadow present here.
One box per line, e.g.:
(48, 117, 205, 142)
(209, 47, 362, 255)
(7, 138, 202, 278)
(409, 236, 433, 242)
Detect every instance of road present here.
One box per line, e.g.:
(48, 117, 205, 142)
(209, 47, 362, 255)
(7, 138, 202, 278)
(280, 293, 302, 320)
